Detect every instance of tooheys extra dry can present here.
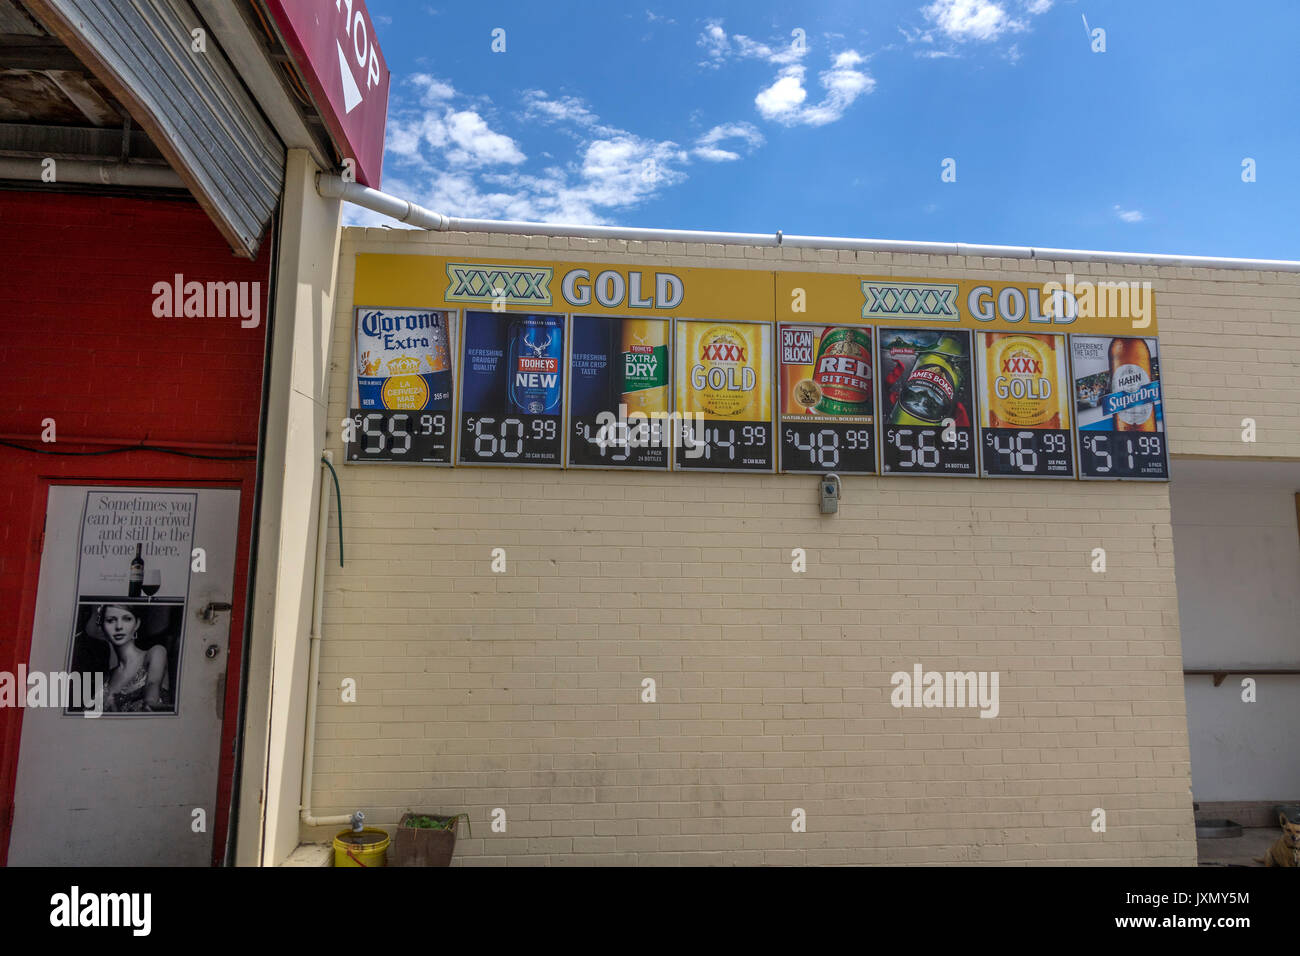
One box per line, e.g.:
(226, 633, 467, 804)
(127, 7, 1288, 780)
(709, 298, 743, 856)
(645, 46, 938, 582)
(812, 327, 873, 416)
(889, 332, 967, 425)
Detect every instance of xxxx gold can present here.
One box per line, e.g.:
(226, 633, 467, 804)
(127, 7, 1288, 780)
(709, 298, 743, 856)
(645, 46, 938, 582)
(676, 321, 771, 419)
(983, 333, 1060, 429)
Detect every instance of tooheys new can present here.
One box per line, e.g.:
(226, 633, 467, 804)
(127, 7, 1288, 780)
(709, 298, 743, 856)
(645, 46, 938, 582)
(889, 332, 967, 425)
(812, 327, 872, 416)
(507, 315, 563, 414)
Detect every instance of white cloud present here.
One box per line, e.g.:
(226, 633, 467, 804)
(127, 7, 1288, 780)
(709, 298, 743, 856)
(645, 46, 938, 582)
(755, 69, 808, 121)
(1114, 205, 1144, 223)
(1023, 0, 1053, 13)
(698, 19, 806, 68)
(693, 122, 764, 162)
(755, 52, 875, 127)
(923, 0, 1026, 42)
(374, 80, 701, 226)
(700, 22, 872, 127)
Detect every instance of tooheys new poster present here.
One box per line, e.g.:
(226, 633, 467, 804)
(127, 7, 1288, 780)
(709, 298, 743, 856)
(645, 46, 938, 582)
(674, 320, 771, 419)
(354, 307, 453, 411)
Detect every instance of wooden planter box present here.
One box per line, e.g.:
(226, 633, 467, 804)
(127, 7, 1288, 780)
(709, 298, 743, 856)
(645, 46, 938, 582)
(389, 813, 459, 867)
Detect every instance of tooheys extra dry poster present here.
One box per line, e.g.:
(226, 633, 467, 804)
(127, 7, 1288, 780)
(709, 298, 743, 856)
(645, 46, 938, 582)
(1070, 335, 1169, 480)
(349, 307, 456, 464)
(877, 328, 978, 476)
(457, 310, 565, 467)
(975, 332, 1075, 478)
(567, 315, 671, 469)
(673, 319, 774, 472)
(777, 324, 876, 474)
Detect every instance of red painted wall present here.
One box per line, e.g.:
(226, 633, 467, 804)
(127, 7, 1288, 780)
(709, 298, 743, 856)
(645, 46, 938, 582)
(0, 190, 271, 865)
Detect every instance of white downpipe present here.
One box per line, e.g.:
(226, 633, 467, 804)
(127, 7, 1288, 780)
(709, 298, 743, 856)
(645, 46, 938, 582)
(316, 172, 1300, 273)
(0, 157, 184, 189)
(300, 451, 351, 830)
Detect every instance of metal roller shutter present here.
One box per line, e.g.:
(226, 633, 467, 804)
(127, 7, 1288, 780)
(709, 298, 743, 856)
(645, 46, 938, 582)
(27, 0, 285, 257)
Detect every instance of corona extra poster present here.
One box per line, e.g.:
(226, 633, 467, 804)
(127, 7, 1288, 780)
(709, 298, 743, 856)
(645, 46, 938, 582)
(348, 307, 456, 464)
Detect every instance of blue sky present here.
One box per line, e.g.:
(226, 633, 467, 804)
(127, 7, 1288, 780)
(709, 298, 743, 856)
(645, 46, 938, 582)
(360, 0, 1300, 260)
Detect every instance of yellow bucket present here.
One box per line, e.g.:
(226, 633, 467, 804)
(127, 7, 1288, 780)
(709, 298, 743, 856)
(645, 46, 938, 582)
(334, 827, 390, 867)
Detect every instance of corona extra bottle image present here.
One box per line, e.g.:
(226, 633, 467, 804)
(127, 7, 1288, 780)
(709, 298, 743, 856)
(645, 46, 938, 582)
(507, 316, 563, 414)
(1107, 337, 1155, 431)
(889, 332, 967, 425)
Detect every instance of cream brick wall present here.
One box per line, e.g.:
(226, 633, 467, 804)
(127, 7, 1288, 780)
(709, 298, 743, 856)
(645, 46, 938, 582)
(302, 229, 1299, 865)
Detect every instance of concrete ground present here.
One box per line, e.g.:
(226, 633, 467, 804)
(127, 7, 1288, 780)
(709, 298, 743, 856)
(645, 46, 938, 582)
(1197, 827, 1282, 866)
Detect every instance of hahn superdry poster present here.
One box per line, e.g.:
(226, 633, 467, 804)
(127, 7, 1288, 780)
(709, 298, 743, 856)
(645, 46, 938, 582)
(349, 307, 456, 463)
(777, 323, 876, 474)
(64, 491, 196, 715)
(1071, 335, 1170, 480)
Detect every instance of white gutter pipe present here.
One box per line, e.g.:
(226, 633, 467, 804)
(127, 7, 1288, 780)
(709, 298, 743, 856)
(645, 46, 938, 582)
(0, 157, 184, 189)
(317, 172, 1300, 273)
(300, 451, 356, 831)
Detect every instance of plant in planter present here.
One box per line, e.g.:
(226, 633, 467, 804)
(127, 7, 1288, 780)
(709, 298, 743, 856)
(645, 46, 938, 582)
(389, 812, 471, 867)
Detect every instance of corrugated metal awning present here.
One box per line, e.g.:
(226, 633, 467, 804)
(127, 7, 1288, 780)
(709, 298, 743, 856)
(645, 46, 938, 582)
(26, 0, 285, 257)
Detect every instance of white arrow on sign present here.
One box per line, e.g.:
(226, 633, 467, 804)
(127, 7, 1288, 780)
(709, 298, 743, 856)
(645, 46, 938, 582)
(336, 40, 363, 113)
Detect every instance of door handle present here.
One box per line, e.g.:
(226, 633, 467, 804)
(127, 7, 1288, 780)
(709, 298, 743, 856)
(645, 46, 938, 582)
(199, 601, 233, 623)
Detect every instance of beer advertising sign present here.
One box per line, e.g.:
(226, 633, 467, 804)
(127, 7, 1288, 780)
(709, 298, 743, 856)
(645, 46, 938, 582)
(348, 254, 1170, 481)
(567, 315, 672, 470)
(975, 332, 1075, 478)
(348, 307, 456, 464)
(1070, 335, 1169, 480)
(777, 323, 876, 474)
(456, 311, 566, 467)
(878, 328, 978, 476)
(673, 319, 774, 472)
(774, 272, 1158, 336)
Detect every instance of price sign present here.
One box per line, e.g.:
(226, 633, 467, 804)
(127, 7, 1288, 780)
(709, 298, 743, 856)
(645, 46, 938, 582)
(673, 319, 774, 472)
(777, 324, 876, 474)
(457, 310, 566, 467)
(878, 328, 978, 476)
(567, 315, 671, 469)
(349, 410, 453, 462)
(975, 332, 1075, 478)
(347, 307, 455, 464)
(1071, 335, 1170, 480)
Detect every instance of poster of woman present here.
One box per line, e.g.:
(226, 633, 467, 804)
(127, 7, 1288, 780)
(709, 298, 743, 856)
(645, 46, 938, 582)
(62, 491, 196, 716)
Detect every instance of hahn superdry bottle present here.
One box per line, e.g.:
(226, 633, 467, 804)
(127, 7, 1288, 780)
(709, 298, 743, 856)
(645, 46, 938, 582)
(1107, 337, 1156, 432)
(507, 315, 564, 414)
(888, 332, 968, 425)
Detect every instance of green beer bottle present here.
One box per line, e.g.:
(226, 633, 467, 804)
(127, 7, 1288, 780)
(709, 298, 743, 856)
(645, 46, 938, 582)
(889, 333, 967, 425)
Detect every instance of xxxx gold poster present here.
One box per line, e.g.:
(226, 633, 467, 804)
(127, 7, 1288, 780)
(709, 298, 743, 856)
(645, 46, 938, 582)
(673, 319, 774, 472)
(975, 332, 1074, 478)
